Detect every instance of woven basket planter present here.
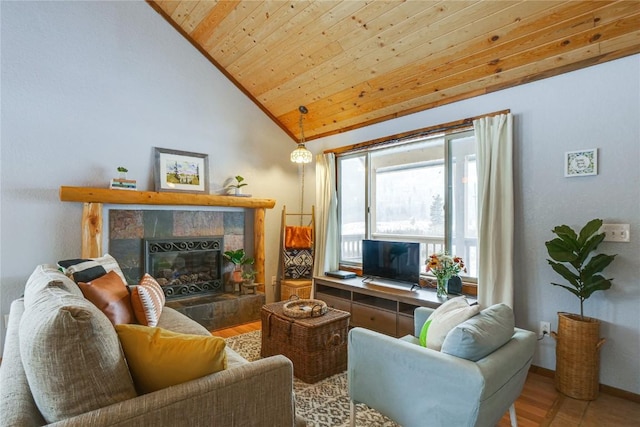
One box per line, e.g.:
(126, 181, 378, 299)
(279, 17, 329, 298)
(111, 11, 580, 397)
(551, 312, 605, 400)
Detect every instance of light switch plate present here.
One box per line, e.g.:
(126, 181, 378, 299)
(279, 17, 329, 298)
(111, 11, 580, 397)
(601, 224, 630, 242)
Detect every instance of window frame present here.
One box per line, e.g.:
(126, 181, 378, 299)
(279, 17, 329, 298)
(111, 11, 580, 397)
(335, 128, 478, 286)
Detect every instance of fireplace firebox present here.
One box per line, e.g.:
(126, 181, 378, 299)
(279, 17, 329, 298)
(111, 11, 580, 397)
(144, 237, 224, 300)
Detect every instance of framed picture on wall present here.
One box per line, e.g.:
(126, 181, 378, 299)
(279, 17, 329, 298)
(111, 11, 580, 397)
(565, 149, 598, 178)
(154, 147, 209, 193)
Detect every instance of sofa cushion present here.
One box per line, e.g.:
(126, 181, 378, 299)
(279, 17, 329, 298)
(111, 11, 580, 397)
(441, 303, 515, 361)
(78, 270, 135, 325)
(23, 264, 83, 301)
(58, 254, 127, 284)
(154, 307, 248, 369)
(20, 277, 137, 423)
(131, 274, 165, 327)
(115, 324, 227, 394)
(421, 296, 480, 350)
(156, 306, 210, 335)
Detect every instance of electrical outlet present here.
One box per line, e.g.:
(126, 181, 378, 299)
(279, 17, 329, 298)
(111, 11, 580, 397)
(539, 321, 550, 337)
(601, 224, 630, 242)
(271, 276, 277, 286)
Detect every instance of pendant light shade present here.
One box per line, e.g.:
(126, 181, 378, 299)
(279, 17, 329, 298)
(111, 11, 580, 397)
(290, 144, 313, 163)
(291, 105, 312, 164)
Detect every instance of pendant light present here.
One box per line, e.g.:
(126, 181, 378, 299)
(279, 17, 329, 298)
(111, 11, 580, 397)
(290, 106, 313, 164)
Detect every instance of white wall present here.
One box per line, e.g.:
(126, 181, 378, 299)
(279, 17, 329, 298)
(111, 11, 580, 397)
(2, 0, 639, 396)
(311, 55, 640, 395)
(0, 1, 304, 351)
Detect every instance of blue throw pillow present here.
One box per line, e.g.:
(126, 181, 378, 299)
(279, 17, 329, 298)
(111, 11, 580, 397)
(441, 303, 515, 361)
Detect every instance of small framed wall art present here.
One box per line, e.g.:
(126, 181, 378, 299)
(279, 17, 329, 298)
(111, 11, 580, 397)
(154, 147, 209, 193)
(564, 148, 598, 178)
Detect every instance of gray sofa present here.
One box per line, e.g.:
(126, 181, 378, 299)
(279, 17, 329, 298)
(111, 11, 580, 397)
(0, 265, 306, 426)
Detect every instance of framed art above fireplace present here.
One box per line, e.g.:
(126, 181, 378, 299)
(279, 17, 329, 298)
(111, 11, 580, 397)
(154, 147, 209, 193)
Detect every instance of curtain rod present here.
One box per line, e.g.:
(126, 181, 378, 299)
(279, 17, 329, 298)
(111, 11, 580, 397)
(325, 109, 510, 156)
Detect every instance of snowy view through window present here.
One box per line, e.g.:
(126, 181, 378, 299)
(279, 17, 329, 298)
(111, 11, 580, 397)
(339, 132, 478, 279)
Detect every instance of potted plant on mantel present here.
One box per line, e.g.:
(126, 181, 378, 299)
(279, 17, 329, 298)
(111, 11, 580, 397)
(545, 218, 616, 400)
(223, 249, 254, 292)
(226, 175, 248, 196)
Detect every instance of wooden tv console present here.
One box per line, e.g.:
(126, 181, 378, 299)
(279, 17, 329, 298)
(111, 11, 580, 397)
(313, 275, 449, 338)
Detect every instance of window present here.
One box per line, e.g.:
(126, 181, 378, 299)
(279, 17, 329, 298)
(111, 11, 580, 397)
(338, 130, 478, 280)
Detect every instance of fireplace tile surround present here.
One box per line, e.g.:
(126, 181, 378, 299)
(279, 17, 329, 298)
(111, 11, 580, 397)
(108, 208, 266, 329)
(109, 209, 245, 289)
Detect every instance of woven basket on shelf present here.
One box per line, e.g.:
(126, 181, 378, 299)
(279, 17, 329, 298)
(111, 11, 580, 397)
(280, 279, 312, 300)
(551, 312, 605, 401)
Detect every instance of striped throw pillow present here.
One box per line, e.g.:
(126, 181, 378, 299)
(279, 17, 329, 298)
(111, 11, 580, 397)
(131, 274, 165, 327)
(58, 254, 127, 284)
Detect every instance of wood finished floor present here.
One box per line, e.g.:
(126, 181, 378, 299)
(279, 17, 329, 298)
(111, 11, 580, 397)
(213, 321, 640, 426)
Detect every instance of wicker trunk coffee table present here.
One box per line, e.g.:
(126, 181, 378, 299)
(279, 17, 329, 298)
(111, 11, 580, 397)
(260, 300, 350, 383)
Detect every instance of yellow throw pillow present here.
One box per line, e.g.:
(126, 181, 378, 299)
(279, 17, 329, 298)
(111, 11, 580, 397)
(115, 324, 227, 394)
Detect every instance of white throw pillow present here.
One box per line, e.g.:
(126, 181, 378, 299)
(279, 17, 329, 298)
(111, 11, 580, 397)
(425, 296, 480, 350)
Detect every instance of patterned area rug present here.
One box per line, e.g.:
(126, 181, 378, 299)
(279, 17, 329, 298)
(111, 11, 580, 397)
(225, 330, 399, 427)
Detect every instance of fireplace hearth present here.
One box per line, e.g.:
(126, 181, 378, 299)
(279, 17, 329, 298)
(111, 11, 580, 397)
(144, 237, 224, 300)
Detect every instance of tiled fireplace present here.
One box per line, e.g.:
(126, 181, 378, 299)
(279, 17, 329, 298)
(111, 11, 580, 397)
(108, 209, 245, 287)
(108, 208, 264, 330)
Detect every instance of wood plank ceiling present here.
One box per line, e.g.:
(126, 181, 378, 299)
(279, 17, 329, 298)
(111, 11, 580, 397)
(147, 1, 640, 143)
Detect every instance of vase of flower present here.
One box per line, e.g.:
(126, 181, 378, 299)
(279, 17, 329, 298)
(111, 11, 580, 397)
(426, 252, 466, 299)
(436, 275, 450, 298)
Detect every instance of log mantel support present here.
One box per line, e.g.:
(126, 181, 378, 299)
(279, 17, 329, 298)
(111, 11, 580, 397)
(61, 187, 276, 292)
(81, 202, 103, 258)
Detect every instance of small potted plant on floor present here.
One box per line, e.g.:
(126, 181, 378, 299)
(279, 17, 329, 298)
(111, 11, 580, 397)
(545, 218, 616, 400)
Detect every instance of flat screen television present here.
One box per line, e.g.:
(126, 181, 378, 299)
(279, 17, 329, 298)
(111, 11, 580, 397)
(362, 239, 420, 285)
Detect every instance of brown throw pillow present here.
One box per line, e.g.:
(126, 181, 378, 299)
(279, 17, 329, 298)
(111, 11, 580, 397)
(131, 274, 165, 327)
(78, 270, 135, 325)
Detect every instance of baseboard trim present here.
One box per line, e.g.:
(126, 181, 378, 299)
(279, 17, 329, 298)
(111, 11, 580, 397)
(530, 364, 640, 404)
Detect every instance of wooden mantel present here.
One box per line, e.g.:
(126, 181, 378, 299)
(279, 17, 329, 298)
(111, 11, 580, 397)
(59, 186, 276, 292)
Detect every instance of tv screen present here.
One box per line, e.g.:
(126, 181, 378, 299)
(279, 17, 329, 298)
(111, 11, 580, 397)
(362, 239, 420, 285)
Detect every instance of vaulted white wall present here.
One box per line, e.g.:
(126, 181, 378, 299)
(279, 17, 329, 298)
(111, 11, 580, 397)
(0, 1, 303, 351)
(312, 54, 640, 395)
(2, 0, 639, 396)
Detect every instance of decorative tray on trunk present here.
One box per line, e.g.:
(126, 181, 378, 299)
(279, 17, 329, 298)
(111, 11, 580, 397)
(282, 299, 328, 318)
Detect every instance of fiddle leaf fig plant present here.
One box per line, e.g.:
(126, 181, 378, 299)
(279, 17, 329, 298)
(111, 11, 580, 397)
(545, 218, 616, 320)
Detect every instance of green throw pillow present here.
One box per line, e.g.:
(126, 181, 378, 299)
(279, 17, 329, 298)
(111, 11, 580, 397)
(419, 319, 432, 347)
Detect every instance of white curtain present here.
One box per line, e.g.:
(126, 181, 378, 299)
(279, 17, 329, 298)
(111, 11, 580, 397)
(474, 113, 514, 307)
(314, 153, 339, 281)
